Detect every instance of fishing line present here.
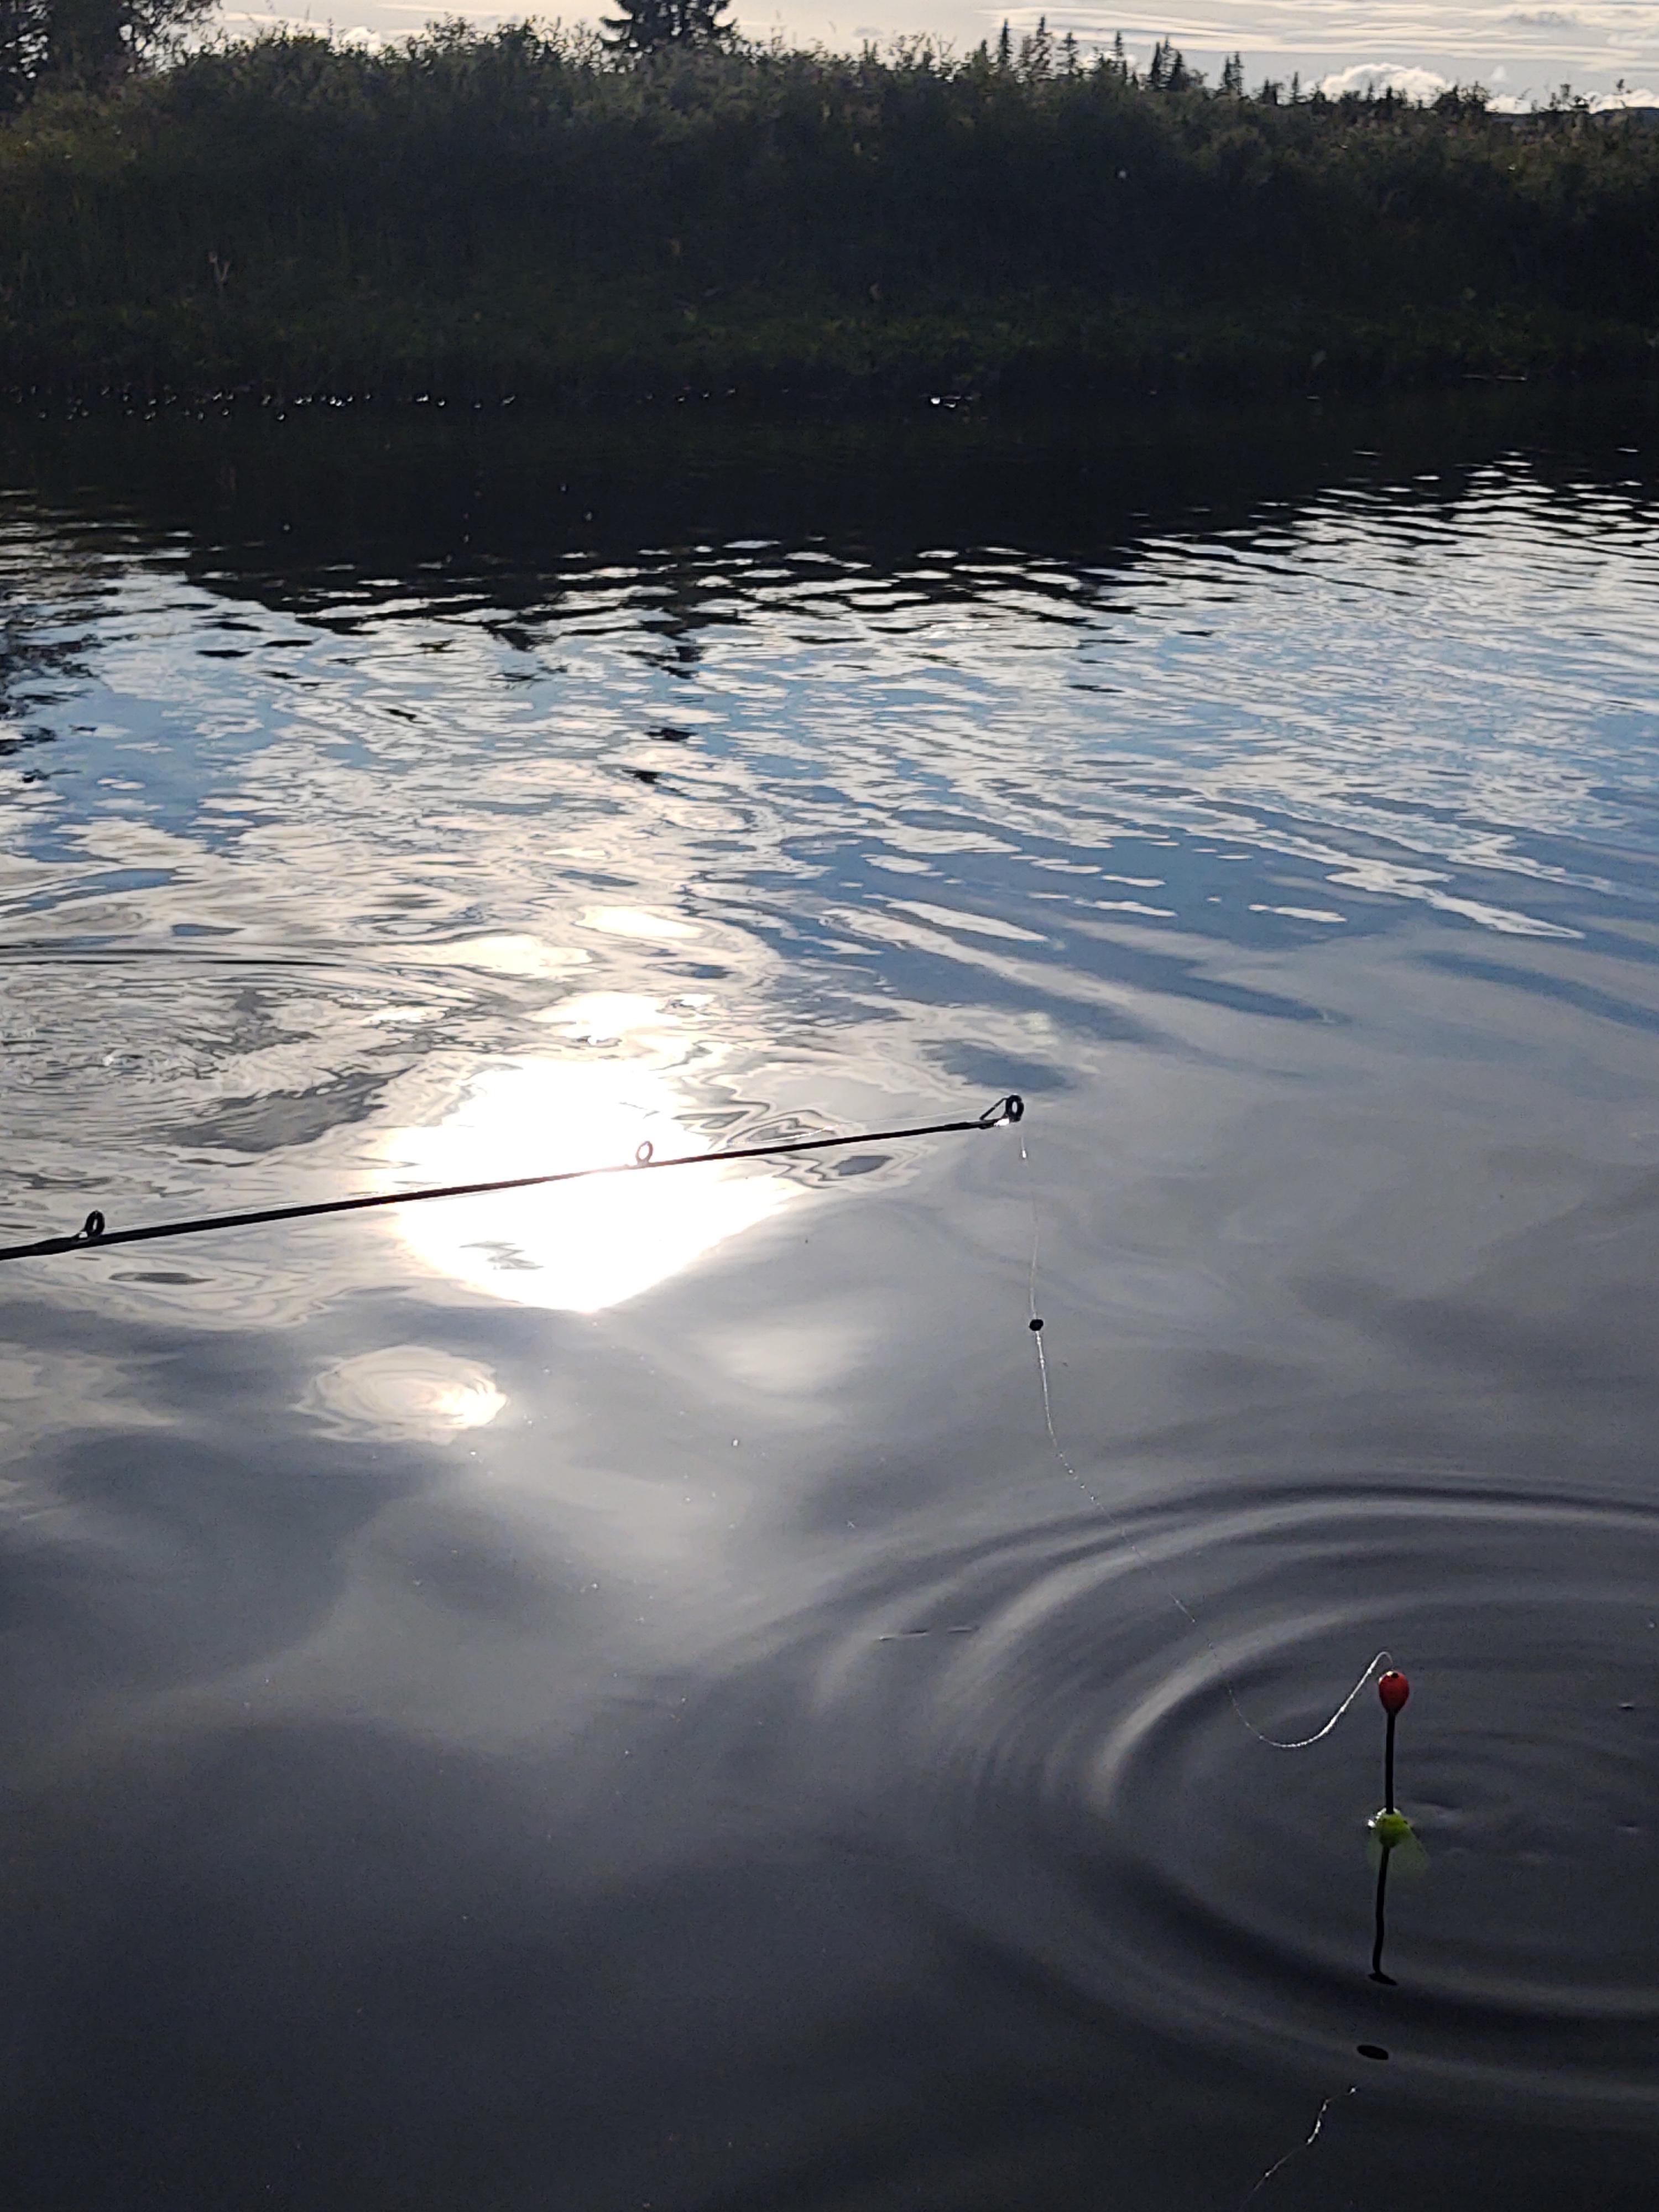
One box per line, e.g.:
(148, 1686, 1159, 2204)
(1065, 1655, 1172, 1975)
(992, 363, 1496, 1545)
(0, 1093, 1025, 1266)
(1233, 2084, 1357, 2212)
(1019, 1120, 1390, 1751)
(14, 1074, 1383, 1759)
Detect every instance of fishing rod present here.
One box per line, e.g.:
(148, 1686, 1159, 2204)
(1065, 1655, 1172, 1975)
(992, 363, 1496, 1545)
(0, 1092, 1025, 1266)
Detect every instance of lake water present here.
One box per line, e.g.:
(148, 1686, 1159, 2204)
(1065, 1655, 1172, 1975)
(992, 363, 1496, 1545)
(3, 392, 1658, 2209)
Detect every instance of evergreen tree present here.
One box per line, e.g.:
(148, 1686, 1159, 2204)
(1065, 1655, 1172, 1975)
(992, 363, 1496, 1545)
(1164, 45, 1189, 90)
(1146, 36, 1166, 88)
(1220, 51, 1243, 95)
(1059, 29, 1078, 75)
(1111, 30, 1126, 75)
(1, 0, 210, 107)
(995, 18, 1012, 70)
(602, 0, 732, 58)
(1021, 13, 1052, 80)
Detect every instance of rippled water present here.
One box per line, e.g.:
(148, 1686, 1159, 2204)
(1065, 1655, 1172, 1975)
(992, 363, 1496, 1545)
(3, 397, 1659, 2208)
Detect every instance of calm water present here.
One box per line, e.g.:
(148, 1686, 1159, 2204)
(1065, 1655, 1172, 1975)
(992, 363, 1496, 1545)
(3, 394, 1659, 2209)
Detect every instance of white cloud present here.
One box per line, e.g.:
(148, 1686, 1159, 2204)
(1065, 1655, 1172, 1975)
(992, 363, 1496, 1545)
(1315, 61, 1659, 112)
(217, 8, 384, 35)
(1316, 61, 1453, 100)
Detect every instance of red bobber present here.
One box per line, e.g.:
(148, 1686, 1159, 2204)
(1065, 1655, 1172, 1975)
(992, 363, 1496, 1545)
(1378, 1670, 1410, 1715)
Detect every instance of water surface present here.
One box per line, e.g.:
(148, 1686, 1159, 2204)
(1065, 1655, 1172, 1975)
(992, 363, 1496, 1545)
(3, 394, 1659, 2209)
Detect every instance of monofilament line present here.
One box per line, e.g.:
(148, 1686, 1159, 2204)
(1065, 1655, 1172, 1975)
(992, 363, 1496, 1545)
(1019, 1122, 1390, 1750)
(1235, 2085, 1356, 2211)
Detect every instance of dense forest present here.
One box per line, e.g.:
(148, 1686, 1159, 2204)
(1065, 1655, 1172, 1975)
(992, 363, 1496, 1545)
(2, 20, 1658, 403)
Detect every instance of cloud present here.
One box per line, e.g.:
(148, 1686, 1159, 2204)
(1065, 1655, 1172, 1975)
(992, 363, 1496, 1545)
(1314, 59, 1659, 112)
(1316, 62, 1453, 101)
(217, 9, 385, 36)
(1502, 9, 1582, 24)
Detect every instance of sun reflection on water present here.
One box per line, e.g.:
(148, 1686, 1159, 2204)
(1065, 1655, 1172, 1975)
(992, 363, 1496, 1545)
(386, 1051, 795, 1314)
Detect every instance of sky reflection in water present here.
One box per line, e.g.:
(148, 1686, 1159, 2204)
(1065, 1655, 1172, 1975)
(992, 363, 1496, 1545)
(2, 403, 1659, 2210)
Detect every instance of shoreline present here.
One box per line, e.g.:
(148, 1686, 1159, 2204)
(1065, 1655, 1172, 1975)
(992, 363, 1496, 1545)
(3, 300, 1654, 410)
(5, 32, 1657, 413)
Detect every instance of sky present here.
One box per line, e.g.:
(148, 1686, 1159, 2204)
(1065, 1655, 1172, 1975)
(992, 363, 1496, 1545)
(216, 0, 1659, 109)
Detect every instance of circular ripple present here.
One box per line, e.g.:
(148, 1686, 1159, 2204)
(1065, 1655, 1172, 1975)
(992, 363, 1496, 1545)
(800, 1484, 1659, 2121)
(305, 1344, 505, 1441)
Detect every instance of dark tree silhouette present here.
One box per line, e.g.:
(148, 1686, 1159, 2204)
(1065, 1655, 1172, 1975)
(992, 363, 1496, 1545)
(601, 0, 732, 57)
(3, 20, 1656, 401)
(1020, 14, 1052, 80)
(1, 0, 210, 106)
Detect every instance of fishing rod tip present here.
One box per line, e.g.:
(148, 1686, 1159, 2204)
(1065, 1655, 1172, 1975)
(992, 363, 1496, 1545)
(980, 1093, 1025, 1127)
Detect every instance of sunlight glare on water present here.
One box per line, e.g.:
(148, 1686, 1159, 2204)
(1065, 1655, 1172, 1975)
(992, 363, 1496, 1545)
(385, 1047, 796, 1314)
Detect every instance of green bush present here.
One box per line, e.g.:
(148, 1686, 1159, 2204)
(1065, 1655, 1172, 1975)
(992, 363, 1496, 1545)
(2, 26, 1656, 398)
